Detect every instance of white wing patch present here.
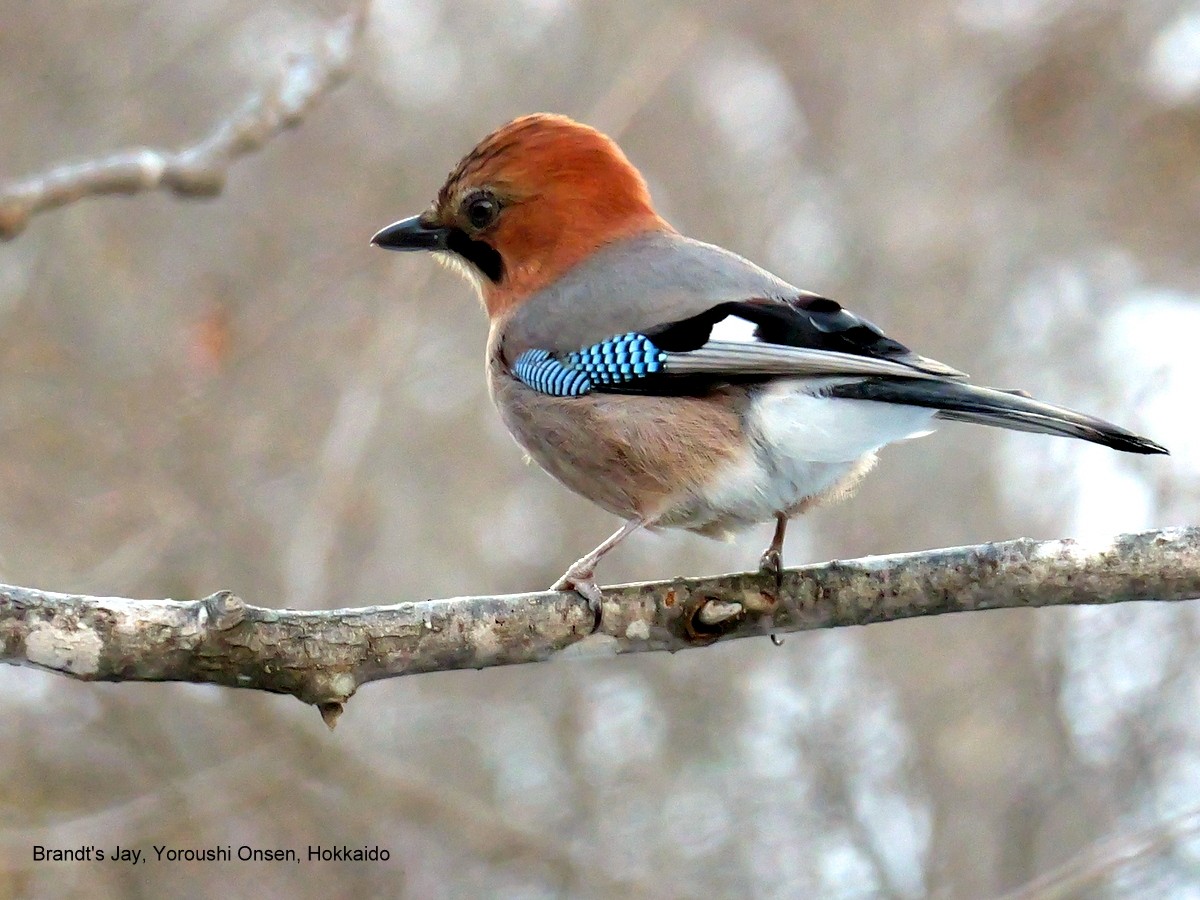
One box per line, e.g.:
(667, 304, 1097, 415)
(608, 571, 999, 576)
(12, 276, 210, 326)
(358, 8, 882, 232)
(673, 380, 938, 532)
(708, 314, 760, 344)
(751, 380, 937, 463)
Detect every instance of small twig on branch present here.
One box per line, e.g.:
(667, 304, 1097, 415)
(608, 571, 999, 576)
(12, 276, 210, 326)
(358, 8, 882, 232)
(0, 5, 369, 240)
(1, 526, 1197, 728)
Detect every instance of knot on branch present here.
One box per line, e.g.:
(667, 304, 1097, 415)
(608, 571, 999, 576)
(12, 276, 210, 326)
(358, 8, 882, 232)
(202, 591, 246, 631)
(303, 672, 359, 729)
(681, 593, 745, 645)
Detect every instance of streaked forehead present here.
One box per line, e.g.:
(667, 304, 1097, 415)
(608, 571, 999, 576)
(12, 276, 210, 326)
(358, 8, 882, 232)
(435, 114, 606, 208)
(437, 117, 544, 206)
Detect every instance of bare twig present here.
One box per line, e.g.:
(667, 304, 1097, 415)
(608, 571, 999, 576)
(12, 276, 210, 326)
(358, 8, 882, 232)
(995, 803, 1200, 900)
(0, 6, 368, 240)
(1, 527, 1197, 727)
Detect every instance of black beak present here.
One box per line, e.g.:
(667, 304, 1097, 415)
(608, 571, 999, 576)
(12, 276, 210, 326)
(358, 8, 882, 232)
(370, 214, 450, 251)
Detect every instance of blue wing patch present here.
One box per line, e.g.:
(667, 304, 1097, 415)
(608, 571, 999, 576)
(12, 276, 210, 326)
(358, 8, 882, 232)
(511, 349, 594, 397)
(512, 333, 666, 397)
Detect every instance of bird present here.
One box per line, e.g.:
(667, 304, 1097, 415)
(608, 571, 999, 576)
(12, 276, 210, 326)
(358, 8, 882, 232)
(371, 113, 1167, 621)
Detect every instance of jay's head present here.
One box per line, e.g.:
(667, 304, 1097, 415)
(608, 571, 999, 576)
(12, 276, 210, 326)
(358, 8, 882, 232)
(372, 114, 671, 315)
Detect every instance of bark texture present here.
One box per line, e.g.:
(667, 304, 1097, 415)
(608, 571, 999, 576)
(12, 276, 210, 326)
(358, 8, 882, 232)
(2, 527, 1197, 726)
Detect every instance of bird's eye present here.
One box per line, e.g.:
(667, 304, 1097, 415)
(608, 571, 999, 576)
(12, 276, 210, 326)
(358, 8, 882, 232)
(464, 193, 500, 230)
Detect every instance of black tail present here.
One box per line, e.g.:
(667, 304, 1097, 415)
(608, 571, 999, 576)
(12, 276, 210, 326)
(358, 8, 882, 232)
(828, 378, 1168, 455)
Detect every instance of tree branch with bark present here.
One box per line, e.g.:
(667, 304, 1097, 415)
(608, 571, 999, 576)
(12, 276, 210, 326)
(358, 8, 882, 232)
(0, 5, 368, 240)
(2, 526, 1197, 728)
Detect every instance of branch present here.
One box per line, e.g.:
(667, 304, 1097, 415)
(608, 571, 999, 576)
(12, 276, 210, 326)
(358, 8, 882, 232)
(996, 803, 1200, 900)
(2, 526, 1197, 727)
(0, 6, 368, 240)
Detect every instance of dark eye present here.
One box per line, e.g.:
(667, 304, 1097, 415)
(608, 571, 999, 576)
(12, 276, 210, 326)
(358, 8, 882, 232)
(464, 193, 500, 230)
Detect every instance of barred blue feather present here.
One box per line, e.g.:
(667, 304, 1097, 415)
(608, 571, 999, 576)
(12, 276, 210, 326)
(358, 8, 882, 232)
(512, 332, 666, 397)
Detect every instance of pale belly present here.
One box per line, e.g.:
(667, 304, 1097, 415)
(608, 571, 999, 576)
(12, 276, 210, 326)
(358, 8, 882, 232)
(656, 380, 938, 536)
(492, 355, 937, 536)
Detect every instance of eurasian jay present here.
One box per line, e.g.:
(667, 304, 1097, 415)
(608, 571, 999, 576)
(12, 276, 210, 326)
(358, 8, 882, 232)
(372, 113, 1166, 615)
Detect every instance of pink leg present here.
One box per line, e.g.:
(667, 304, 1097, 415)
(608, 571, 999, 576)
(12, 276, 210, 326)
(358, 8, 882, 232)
(552, 517, 646, 626)
(759, 512, 788, 584)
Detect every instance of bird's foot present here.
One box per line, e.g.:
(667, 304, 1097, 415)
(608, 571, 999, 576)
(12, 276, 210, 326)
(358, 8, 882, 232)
(552, 565, 604, 632)
(758, 546, 784, 588)
(758, 546, 786, 646)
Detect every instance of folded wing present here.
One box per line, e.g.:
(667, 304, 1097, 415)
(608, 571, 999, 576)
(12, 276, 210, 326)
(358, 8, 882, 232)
(511, 295, 964, 394)
(507, 295, 1167, 456)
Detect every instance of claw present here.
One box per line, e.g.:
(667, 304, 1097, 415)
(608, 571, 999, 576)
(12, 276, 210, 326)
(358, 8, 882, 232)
(548, 518, 646, 633)
(552, 569, 604, 631)
(759, 547, 786, 645)
(758, 546, 784, 588)
(761, 513, 788, 645)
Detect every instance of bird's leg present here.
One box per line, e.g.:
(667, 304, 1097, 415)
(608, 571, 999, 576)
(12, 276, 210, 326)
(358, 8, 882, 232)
(552, 517, 646, 629)
(760, 512, 788, 647)
(758, 512, 788, 586)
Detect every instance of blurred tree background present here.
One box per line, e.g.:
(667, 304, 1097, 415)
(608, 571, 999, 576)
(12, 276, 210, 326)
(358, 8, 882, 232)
(1, 0, 1198, 897)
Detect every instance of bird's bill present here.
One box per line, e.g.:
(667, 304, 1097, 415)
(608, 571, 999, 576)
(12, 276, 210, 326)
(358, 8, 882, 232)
(370, 215, 450, 251)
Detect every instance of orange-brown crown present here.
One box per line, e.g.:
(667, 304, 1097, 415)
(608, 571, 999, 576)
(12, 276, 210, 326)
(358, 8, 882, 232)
(427, 114, 672, 317)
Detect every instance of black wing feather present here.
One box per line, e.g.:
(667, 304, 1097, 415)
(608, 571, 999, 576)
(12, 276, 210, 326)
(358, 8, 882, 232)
(828, 378, 1168, 455)
(571, 296, 961, 396)
(642, 297, 961, 377)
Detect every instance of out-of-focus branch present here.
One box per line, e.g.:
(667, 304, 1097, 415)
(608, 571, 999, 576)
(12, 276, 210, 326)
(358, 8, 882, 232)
(0, 727, 664, 898)
(0, 6, 368, 240)
(1, 526, 1197, 728)
(995, 803, 1200, 900)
